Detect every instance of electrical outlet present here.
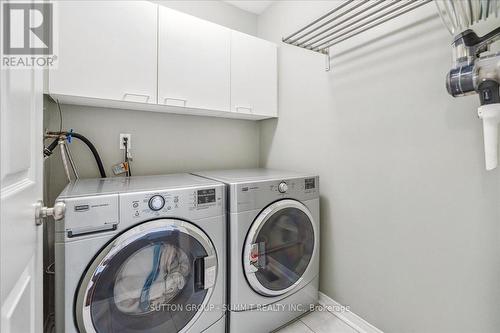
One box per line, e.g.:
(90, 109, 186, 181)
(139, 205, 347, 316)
(120, 134, 131, 150)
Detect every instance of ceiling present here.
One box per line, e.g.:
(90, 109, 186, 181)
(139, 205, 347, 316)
(224, 1, 274, 15)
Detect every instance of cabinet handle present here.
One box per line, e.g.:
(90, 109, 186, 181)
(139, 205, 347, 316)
(235, 106, 253, 113)
(164, 97, 187, 107)
(123, 93, 150, 103)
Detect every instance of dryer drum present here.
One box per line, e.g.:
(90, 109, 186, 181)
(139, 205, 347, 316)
(244, 200, 316, 297)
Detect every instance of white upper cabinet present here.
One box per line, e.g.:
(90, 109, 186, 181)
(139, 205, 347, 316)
(48, 2, 278, 120)
(158, 7, 231, 112)
(231, 31, 278, 117)
(49, 1, 157, 104)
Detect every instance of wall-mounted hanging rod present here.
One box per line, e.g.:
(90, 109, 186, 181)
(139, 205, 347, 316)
(282, 0, 432, 69)
(282, 0, 356, 44)
(314, 0, 427, 50)
(300, 0, 389, 49)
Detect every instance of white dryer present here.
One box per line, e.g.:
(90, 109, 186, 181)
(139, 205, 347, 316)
(192, 169, 320, 333)
(54, 174, 226, 333)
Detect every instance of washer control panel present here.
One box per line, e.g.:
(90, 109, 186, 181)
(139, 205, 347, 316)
(120, 185, 224, 221)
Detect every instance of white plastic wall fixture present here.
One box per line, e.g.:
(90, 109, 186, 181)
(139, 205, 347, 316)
(478, 103, 500, 170)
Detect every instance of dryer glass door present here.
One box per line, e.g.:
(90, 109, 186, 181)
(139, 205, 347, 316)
(75, 219, 217, 333)
(244, 199, 316, 296)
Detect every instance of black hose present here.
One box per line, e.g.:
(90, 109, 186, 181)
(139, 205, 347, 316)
(43, 137, 59, 158)
(43, 131, 107, 178)
(70, 132, 107, 178)
(123, 138, 131, 177)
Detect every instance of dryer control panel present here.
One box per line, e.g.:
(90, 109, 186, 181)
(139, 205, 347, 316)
(230, 176, 319, 213)
(120, 185, 224, 222)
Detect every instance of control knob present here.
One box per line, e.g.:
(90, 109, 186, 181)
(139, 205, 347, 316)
(148, 195, 165, 211)
(278, 182, 288, 193)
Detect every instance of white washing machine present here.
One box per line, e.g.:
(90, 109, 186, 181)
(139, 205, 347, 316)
(192, 169, 319, 333)
(54, 174, 226, 333)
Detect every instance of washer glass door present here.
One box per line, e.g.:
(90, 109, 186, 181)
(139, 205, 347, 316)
(76, 219, 217, 333)
(243, 199, 315, 296)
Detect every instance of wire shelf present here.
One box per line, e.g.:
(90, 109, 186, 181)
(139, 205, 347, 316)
(282, 0, 433, 69)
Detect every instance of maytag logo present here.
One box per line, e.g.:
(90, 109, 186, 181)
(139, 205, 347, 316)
(2, 2, 58, 68)
(74, 205, 89, 212)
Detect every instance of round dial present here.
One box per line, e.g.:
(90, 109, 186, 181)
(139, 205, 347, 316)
(148, 195, 165, 211)
(278, 182, 288, 193)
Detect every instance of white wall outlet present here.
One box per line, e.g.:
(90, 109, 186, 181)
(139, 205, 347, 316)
(120, 134, 131, 150)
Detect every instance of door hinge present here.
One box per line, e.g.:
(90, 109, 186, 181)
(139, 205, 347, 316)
(35, 200, 65, 225)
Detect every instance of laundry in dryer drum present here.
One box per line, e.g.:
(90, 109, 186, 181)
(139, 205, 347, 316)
(114, 243, 190, 314)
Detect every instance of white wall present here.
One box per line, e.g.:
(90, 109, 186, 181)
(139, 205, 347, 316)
(258, 2, 500, 333)
(44, 100, 260, 201)
(44, 1, 259, 203)
(154, 0, 257, 35)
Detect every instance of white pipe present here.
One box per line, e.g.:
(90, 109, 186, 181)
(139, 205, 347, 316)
(478, 103, 500, 170)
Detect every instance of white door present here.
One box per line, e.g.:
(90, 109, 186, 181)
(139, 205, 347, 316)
(0, 27, 44, 333)
(158, 6, 231, 111)
(49, 1, 158, 104)
(231, 31, 278, 117)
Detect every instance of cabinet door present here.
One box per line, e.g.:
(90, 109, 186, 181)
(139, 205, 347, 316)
(231, 31, 278, 117)
(49, 1, 157, 104)
(158, 7, 230, 111)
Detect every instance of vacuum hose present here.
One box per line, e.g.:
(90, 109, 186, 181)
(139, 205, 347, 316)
(44, 132, 107, 178)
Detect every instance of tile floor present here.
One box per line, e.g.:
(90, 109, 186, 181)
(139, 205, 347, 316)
(276, 306, 358, 333)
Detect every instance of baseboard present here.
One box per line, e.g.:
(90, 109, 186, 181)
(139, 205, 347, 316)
(318, 292, 384, 333)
